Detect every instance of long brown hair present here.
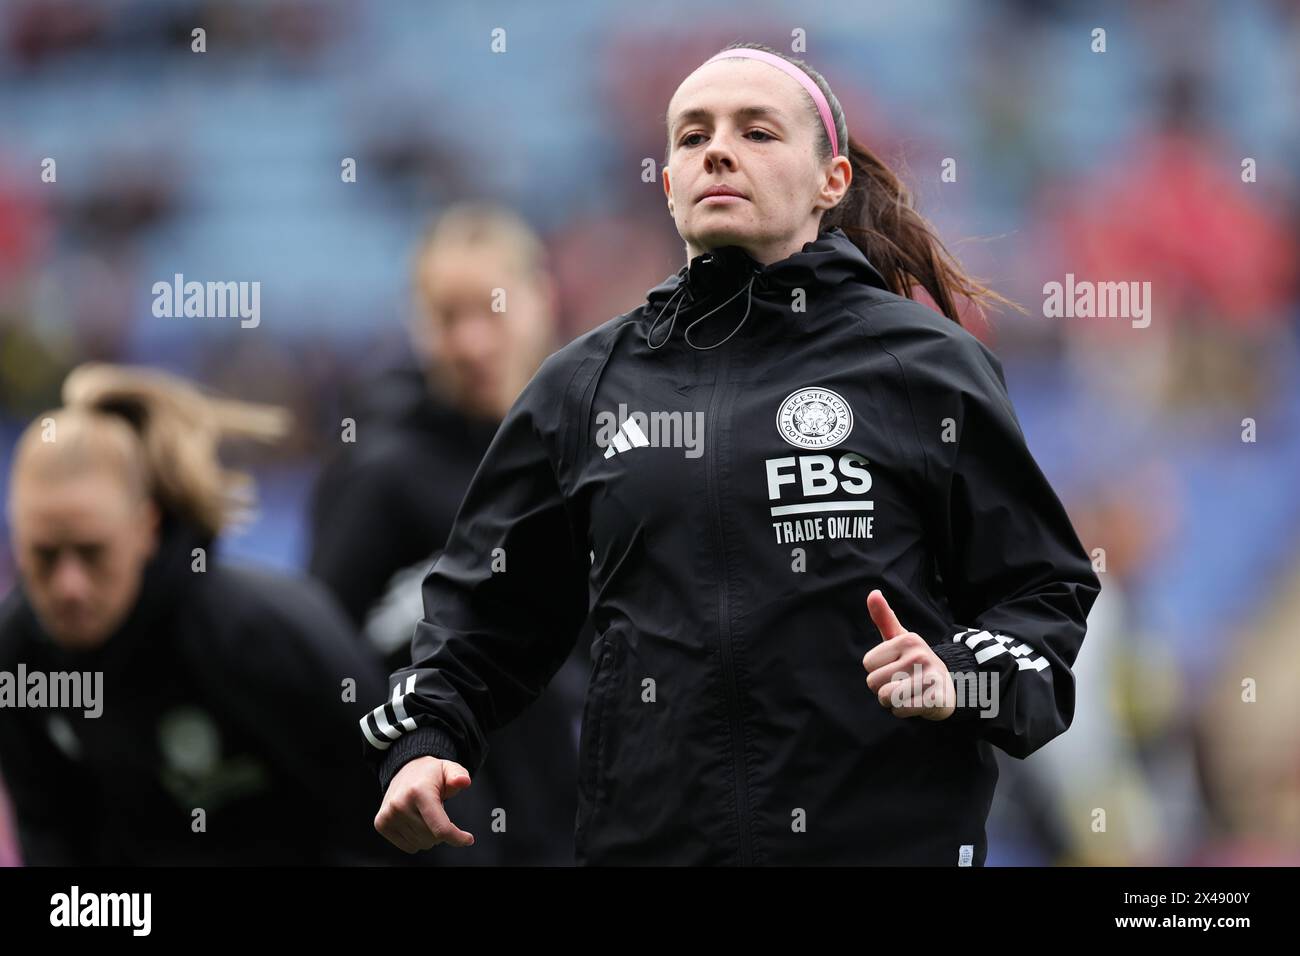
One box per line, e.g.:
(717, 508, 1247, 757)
(680, 41, 1024, 327)
(11, 363, 289, 538)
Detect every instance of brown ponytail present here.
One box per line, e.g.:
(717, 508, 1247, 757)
(12, 363, 290, 538)
(707, 42, 1025, 327)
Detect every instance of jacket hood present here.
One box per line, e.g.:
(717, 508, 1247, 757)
(640, 226, 891, 350)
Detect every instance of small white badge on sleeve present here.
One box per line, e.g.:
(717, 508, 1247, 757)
(958, 844, 974, 867)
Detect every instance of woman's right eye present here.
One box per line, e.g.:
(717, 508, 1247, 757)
(681, 133, 705, 147)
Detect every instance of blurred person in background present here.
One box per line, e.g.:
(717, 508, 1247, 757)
(309, 202, 587, 865)
(0, 363, 401, 864)
(309, 202, 557, 629)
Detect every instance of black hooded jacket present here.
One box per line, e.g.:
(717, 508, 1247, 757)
(362, 227, 1102, 865)
(0, 515, 402, 865)
(310, 358, 588, 865)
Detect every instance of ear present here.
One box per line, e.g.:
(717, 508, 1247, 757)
(663, 167, 673, 209)
(817, 155, 852, 211)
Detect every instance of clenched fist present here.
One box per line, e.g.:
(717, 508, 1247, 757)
(374, 755, 477, 853)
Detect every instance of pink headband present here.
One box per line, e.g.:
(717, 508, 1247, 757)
(702, 48, 840, 157)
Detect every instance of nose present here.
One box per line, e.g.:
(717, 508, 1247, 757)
(50, 553, 92, 603)
(447, 311, 498, 365)
(703, 132, 738, 172)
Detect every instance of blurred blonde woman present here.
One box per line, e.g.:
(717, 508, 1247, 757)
(0, 364, 398, 864)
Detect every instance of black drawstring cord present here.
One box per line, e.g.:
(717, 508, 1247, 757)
(646, 283, 688, 350)
(684, 275, 755, 350)
(646, 273, 757, 351)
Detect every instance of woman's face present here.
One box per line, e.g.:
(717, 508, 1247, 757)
(9, 468, 159, 650)
(412, 244, 556, 421)
(663, 58, 850, 265)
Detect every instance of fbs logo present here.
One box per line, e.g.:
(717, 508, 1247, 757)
(776, 386, 853, 449)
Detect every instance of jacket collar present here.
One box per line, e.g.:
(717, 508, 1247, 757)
(641, 227, 889, 349)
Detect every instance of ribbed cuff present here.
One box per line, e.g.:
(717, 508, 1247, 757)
(376, 726, 461, 794)
(930, 638, 984, 725)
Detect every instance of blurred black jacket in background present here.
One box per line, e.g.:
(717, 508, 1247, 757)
(309, 363, 500, 631)
(0, 515, 403, 865)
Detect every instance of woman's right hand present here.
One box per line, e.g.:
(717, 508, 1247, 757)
(374, 756, 476, 852)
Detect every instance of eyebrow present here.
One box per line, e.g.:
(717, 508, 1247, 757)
(668, 105, 789, 135)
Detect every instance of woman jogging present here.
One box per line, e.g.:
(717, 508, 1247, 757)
(363, 41, 1101, 865)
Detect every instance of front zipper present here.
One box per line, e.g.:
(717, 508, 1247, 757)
(704, 339, 755, 866)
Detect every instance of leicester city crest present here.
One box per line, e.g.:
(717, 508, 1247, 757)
(776, 386, 853, 449)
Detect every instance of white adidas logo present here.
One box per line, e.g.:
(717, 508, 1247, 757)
(603, 417, 651, 458)
(594, 405, 705, 459)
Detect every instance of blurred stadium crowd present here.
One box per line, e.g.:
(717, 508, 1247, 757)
(1, 0, 1299, 865)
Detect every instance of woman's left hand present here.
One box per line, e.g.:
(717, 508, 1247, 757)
(862, 589, 956, 720)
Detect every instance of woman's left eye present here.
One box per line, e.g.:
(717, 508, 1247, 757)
(747, 130, 773, 141)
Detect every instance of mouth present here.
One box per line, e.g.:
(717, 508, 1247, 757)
(53, 606, 90, 626)
(697, 186, 748, 204)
